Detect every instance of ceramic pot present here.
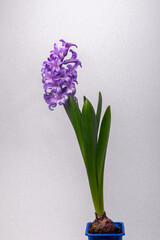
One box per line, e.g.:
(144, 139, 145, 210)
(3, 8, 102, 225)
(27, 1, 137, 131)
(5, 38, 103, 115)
(85, 222, 125, 240)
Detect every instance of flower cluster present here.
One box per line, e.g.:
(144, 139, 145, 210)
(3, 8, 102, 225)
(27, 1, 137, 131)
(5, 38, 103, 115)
(41, 39, 82, 110)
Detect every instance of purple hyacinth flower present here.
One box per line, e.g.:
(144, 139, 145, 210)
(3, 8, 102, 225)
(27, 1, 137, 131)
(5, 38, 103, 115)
(41, 40, 82, 110)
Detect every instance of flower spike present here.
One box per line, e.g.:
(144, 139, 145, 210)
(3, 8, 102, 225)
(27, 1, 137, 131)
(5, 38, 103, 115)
(41, 40, 81, 110)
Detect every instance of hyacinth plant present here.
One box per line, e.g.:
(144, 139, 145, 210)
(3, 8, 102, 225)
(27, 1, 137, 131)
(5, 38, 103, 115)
(41, 40, 118, 234)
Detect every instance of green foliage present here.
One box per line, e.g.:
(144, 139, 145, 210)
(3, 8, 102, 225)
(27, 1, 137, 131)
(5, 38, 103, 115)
(96, 92, 102, 133)
(64, 96, 85, 159)
(64, 93, 111, 216)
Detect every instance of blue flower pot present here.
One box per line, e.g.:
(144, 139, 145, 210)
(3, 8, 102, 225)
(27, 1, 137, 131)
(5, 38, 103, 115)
(85, 222, 125, 240)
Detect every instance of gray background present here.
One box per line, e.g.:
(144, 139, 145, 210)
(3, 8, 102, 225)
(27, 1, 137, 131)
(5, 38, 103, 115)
(0, 0, 160, 239)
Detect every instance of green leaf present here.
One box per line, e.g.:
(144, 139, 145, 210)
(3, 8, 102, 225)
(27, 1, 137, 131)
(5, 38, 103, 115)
(82, 99, 97, 170)
(96, 106, 111, 214)
(64, 95, 85, 159)
(96, 106, 111, 187)
(96, 92, 102, 133)
(82, 99, 101, 212)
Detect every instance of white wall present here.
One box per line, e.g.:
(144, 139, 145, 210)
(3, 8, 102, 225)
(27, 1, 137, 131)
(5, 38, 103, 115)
(0, 0, 160, 239)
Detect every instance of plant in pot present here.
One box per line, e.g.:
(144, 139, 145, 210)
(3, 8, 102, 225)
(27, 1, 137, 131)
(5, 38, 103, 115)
(41, 40, 125, 240)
